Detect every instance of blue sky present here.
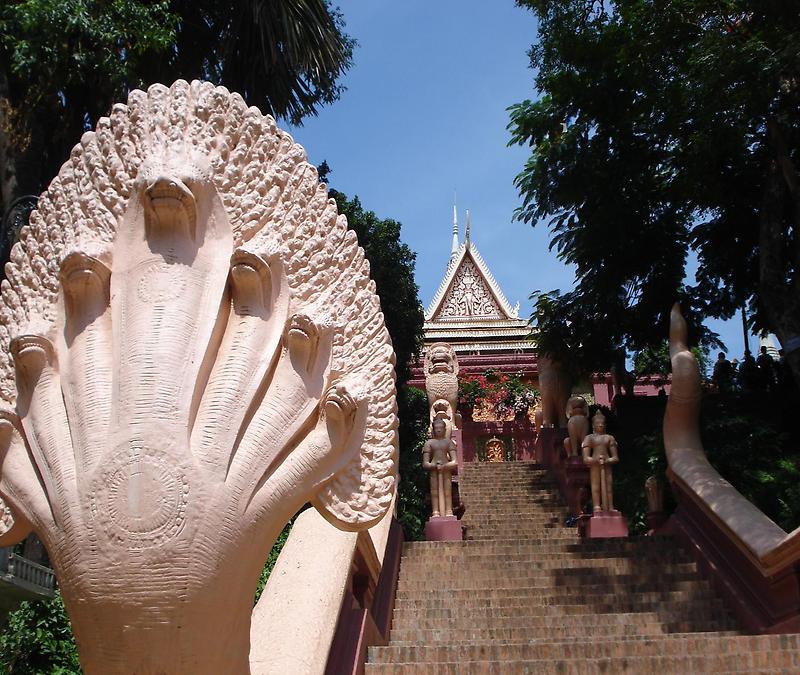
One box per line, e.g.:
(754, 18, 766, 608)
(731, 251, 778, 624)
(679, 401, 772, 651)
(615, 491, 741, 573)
(288, 1, 754, 358)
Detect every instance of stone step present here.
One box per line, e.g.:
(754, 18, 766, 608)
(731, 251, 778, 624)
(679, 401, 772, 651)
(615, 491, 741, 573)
(397, 574, 707, 596)
(391, 607, 735, 628)
(464, 497, 562, 502)
(400, 549, 695, 563)
(368, 633, 800, 664)
(461, 518, 567, 526)
(396, 578, 710, 595)
(401, 540, 688, 556)
(398, 564, 698, 580)
(387, 624, 740, 643)
(460, 487, 558, 494)
(390, 598, 727, 624)
(372, 461, 772, 674)
(462, 486, 561, 492)
(463, 489, 559, 494)
(398, 561, 697, 576)
(462, 531, 576, 539)
(390, 620, 738, 638)
(395, 587, 719, 606)
(366, 654, 796, 674)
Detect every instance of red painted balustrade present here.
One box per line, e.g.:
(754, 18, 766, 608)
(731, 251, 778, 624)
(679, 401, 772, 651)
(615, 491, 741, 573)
(665, 304, 800, 634)
(325, 518, 404, 675)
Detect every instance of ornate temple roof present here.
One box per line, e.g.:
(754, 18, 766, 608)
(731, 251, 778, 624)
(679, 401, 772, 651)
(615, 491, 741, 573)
(423, 224, 534, 354)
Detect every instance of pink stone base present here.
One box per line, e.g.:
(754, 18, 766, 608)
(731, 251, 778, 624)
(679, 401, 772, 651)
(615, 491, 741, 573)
(586, 510, 629, 538)
(425, 516, 463, 541)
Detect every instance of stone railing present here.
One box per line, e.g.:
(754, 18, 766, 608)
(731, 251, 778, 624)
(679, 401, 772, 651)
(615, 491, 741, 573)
(0, 547, 55, 597)
(324, 518, 403, 674)
(535, 427, 589, 518)
(250, 504, 403, 674)
(665, 305, 800, 633)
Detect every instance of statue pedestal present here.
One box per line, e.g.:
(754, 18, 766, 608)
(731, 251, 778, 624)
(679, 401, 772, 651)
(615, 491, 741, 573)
(646, 510, 669, 536)
(425, 516, 462, 542)
(585, 510, 628, 538)
(565, 456, 590, 517)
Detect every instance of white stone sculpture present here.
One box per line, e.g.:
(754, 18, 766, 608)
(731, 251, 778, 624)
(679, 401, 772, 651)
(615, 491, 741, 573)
(424, 342, 462, 434)
(0, 80, 397, 674)
(438, 258, 503, 318)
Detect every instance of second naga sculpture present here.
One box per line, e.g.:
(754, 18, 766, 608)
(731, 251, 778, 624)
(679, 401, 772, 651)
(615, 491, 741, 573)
(0, 81, 397, 674)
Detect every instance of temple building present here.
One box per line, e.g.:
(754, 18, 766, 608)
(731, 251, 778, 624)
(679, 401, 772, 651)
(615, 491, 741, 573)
(423, 208, 533, 356)
(409, 207, 670, 463)
(410, 208, 539, 463)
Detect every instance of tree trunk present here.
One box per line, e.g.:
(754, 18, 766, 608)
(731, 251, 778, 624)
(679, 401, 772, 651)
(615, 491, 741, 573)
(758, 153, 800, 390)
(0, 70, 18, 219)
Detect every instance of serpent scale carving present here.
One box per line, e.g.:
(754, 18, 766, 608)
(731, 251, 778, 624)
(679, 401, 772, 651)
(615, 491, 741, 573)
(0, 80, 397, 673)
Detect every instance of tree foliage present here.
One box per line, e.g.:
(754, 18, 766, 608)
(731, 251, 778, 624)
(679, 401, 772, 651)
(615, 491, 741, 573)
(0, 0, 354, 228)
(511, 1, 800, 383)
(0, 592, 80, 674)
(328, 188, 425, 386)
(394, 386, 430, 541)
(633, 341, 708, 377)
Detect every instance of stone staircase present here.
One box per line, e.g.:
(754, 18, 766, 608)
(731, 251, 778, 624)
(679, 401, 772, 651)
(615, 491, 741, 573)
(367, 461, 800, 674)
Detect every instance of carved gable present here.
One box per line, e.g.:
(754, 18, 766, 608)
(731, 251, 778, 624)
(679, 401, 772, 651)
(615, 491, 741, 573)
(434, 254, 504, 319)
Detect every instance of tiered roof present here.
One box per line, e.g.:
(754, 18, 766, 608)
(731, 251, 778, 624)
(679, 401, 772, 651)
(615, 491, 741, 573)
(424, 235, 533, 354)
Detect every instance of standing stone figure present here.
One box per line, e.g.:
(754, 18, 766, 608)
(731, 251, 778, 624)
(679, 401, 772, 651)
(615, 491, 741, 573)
(581, 411, 620, 512)
(563, 395, 590, 458)
(422, 418, 458, 517)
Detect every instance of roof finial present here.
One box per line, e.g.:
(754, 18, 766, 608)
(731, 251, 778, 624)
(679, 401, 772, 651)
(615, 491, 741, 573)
(465, 209, 471, 246)
(450, 194, 459, 262)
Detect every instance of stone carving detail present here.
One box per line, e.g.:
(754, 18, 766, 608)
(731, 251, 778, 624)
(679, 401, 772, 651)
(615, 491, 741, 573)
(424, 342, 461, 433)
(485, 438, 505, 463)
(0, 80, 397, 674)
(437, 257, 503, 318)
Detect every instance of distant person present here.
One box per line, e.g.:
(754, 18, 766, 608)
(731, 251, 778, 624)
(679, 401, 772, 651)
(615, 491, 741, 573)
(757, 345, 776, 390)
(712, 352, 734, 393)
(730, 359, 740, 389)
(739, 351, 759, 392)
(776, 349, 794, 395)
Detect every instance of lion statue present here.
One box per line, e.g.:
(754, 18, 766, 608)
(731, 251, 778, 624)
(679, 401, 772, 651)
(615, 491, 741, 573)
(424, 342, 462, 433)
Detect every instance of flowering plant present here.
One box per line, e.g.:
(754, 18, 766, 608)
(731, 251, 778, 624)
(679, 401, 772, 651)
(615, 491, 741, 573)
(458, 370, 539, 419)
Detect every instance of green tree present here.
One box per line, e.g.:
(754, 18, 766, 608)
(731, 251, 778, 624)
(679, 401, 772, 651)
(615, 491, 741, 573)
(510, 1, 800, 384)
(633, 341, 708, 378)
(0, 591, 80, 674)
(0, 0, 354, 240)
(328, 188, 425, 386)
(394, 386, 430, 541)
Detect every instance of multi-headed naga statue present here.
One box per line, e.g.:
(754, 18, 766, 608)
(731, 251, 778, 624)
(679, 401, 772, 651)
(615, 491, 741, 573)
(0, 81, 397, 674)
